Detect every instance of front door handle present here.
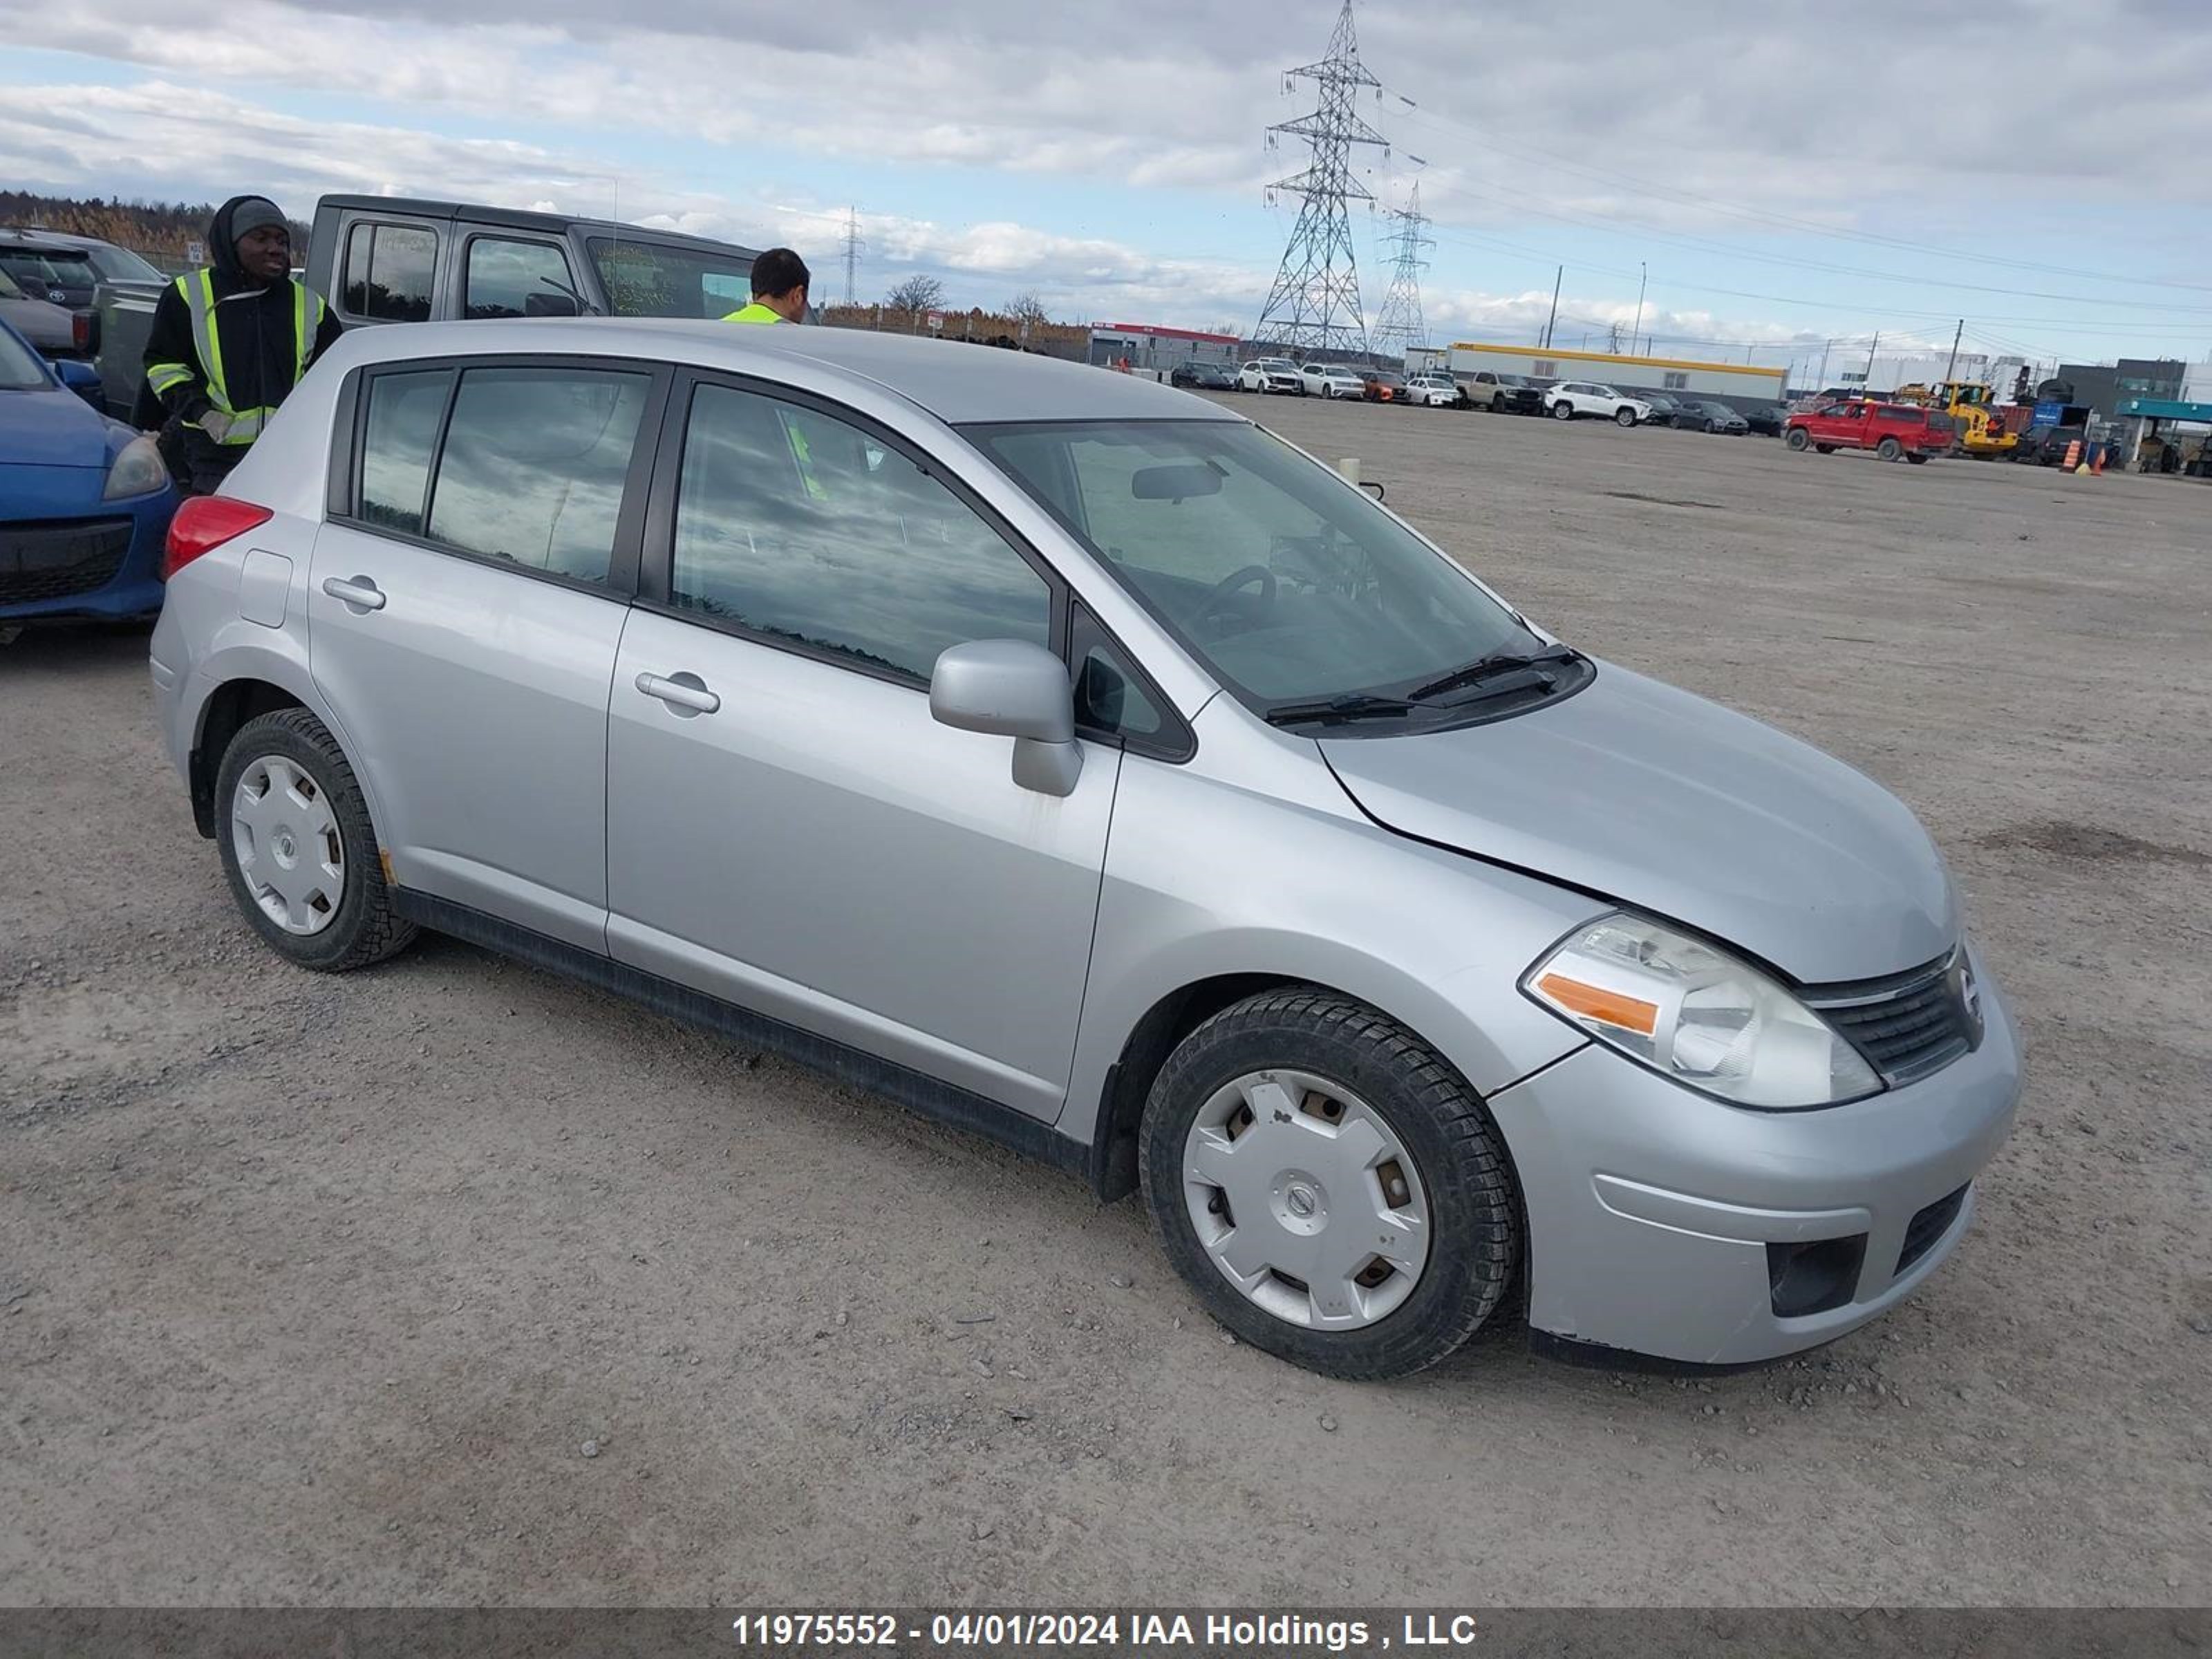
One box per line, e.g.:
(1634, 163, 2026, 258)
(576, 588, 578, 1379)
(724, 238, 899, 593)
(321, 575, 386, 612)
(635, 671, 721, 715)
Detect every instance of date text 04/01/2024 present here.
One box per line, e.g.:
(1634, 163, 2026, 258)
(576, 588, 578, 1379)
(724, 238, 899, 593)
(729, 1613, 1488, 1650)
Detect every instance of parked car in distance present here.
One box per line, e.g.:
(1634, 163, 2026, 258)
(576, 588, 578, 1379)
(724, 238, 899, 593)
(151, 319, 2020, 1381)
(1170, 360, 1237, 392)
(0, 229, 100, 312)
(1785, 400, 1951, 463)
(1674, 400, 1750, 435)
(1238, 357, 1303, 395)
(34, 230, 180, 418)
(306, 194, 762, 329)
(0, 315, 175, 636)
(1300, 363, 1367, 400)
(1544, 381, 1650, 427)
(1460, 369, 1539, 414)
(1743, 402, 1788, 437)
(1635, 392, 1685, 424)
(0, 268, 82, 360)
(1361, 371, 1407, 404)
(1403, 373, 1465, 408)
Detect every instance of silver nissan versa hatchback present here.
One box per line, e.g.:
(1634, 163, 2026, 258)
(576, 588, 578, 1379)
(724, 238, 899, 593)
(150, 321, 2020, 1380)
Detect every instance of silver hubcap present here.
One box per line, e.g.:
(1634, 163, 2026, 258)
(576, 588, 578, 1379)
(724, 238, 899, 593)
(1182, 1069, 1430, 1330)
(232, 756, 344, 936)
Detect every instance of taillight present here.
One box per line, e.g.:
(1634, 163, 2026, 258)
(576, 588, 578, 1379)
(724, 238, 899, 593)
(163, 497, 274, 580)
(73, 310, 96, 354)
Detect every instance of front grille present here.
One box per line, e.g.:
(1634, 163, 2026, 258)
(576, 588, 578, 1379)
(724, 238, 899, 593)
(0, 518, 135, 604)
(1803, 952, 1975, 1086)
(1896, 1183, 1970, 1276)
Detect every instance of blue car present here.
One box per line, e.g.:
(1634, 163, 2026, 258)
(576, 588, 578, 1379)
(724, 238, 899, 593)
(0, 315, 175, 632)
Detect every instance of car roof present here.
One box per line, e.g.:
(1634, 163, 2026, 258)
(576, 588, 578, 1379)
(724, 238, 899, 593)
(0, 230, 94, 258)
(342, 317, 1243, 426)
(317, 195, 760, 261)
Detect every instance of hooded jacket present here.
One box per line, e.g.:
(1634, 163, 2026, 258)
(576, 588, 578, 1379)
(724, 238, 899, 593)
(140, 195, 343, 438)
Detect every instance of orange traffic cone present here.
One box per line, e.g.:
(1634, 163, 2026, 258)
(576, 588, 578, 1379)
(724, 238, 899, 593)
(2092, 447, 2106, 476)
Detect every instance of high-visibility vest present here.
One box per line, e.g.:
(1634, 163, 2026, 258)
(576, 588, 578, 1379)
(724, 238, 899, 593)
(145, 271, 324, 446)
(722, 301, 786, 325)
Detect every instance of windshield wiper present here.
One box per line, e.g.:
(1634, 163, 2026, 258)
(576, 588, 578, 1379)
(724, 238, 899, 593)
(1403, 641, 1582, 704)
(1263, 692, 1421, 727)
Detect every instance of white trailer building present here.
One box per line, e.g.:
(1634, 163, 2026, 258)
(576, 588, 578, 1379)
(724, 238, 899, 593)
(1447, 342, 1788, 407)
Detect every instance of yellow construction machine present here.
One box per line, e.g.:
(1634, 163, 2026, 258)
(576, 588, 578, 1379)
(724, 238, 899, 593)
(1891, 381, 2020, 458)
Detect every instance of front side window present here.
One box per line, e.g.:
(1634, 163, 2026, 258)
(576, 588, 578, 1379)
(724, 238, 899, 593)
(464, 238, 578, 319)
(670, 382, 1051, 681)
(343, 223, 436, 321)
(424, 366, 650, 583)
(969, 420, 1539, 717)
(587, 238, 753, 319)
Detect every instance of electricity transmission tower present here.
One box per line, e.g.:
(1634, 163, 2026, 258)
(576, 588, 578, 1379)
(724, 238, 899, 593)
(839, 206, 865, 307)
(1254, 0, 1387, 357)
(1371, 180, 1432, 360)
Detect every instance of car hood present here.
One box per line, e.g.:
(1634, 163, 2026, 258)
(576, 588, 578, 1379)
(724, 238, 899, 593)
(0, 384, 112, 469)
(1320, 662, 1958, 985)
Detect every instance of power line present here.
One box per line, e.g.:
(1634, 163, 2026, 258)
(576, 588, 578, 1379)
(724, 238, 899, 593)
(1253, 0, 1387, 356)
(1371, 179, 1434, 357)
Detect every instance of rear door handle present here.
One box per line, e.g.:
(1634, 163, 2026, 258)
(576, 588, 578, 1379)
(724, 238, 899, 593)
(635, 671, 721, 715)
(321, 576, 385, 611)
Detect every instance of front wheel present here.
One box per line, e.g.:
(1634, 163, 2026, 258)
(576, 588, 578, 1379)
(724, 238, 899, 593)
(1550, 401, 1574, 421)
(1877, 436, 1904, 462)
(1615, 407, 1638, 427)
(1139, 988, 1521, 1380)
(214, 708, 416, 973)
(1785, 428, 1811, 451)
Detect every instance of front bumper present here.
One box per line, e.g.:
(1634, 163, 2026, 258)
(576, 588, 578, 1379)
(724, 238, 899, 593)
(1486, 951, 2021, 1365)
(0, 494, 173, 624)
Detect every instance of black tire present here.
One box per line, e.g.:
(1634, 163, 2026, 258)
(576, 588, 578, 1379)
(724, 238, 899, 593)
(214, 707, 416, 973)
(1816, 443, 1837, 453)
(1906, 453, 1929, 465)
(1704, 420, 1718, 434)
(1615, 406, 1638, 427)
(1138, 987, 1521, 1380)
(1550, 401, 1574, 421)
(1877, 436, 1904, 462)
(1785, 427, 1810, 451)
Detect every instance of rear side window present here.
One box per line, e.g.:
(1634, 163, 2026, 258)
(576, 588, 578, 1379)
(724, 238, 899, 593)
(1884, 407, 1925, 425)
(463, 238, 577, 319)
(343, 223, 437, 321)
(425, 368, 651, 583)
(358, 369, 454, 536)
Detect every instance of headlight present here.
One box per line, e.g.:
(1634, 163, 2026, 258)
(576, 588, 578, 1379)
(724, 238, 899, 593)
(1523, 912, 1881, 1109)
(103, 433, 168, 500)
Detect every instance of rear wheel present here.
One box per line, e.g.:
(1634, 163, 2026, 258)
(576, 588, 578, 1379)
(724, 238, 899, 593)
(1551, 401, 1574, 421)
(1816, 443, 1837, 453)
(1906, 453, 1929, 465)
(1785, 427, 1811, 451)
(214, 709, 415, 973)
(1139, 987, 1521, 1380)
(1878, 436, 1904, 462)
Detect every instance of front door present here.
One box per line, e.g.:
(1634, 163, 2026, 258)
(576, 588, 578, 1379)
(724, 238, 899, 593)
(308, 357, 662, 949)
(604, 376, 1118, 1118)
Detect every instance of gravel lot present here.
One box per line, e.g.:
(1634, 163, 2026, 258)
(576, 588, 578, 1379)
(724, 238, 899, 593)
(4, 395, 2208, 1608)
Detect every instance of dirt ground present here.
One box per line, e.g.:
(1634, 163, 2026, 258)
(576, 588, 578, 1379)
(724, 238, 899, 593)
(4, 397, 2208, 1609)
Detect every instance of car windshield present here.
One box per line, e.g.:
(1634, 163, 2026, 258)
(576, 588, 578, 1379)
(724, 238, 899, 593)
(966, 419, 1538, 713)
(0, 326, 48, 390)
(586, 237, 756, 319)
(81, 243, 163, 282)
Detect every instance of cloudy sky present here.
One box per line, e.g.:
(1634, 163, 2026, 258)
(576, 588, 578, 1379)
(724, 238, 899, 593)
(7, 0, 2212, 373)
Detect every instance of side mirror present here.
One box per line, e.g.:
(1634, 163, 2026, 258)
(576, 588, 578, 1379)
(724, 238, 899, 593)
(930, 639, 1082, 798)
(56, 359, 102, 406)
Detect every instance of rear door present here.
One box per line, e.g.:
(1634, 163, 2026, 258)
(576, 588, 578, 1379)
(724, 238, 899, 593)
(603, 373, 1121, 1118)
(310, 354, 666, 948)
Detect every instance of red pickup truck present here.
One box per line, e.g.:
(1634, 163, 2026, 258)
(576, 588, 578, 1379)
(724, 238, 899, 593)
(1783, 400, 1952, 463)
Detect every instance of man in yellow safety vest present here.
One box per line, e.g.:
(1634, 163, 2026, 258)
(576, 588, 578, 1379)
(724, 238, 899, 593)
(721, 248, 811, 325)
(142, 195, 342, 494)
